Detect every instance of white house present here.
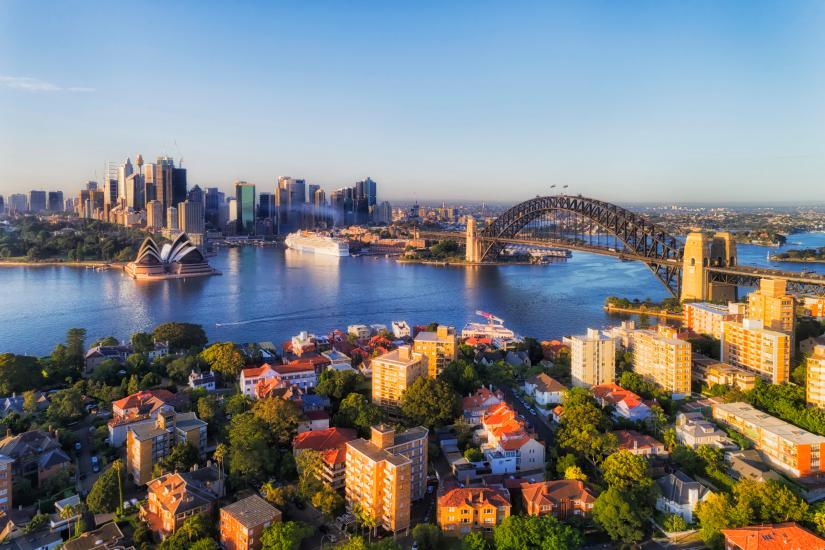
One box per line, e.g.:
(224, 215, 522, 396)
(655, 470, 712, 524)
(188, 370, 216, 392)
(240, 364, 279, 398)
(523, 373, 568, 407)
(392, 321, 411, 339)
(591, 383, 652, 422)
(675, 412, 733, 449)
(347, 325, 370, 339)
(477, 402, 545, 474)
(322, 350, 354, 372)
(271, 362, 318, 389)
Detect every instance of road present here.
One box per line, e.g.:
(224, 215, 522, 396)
(502, 385, 555, 447)
(72, 415, 102, 495)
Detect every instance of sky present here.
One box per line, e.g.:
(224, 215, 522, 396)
(1, 1, 824, 204)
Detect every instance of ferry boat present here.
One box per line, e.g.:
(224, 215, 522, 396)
(461, 310, 522, 348)
(285, 231, 349, 257)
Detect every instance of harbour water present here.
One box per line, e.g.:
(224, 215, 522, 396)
(2, 233, 824, 356)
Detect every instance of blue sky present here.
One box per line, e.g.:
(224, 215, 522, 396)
(1, 1, 824, 203)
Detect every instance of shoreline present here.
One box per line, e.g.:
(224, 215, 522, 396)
(768, 256, 825, 264)
(604, 305, 683, 320)
(396, 258, 538, 266)
(0, 260, 125, 269)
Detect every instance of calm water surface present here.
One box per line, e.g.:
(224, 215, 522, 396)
(2, 232, 824, 355)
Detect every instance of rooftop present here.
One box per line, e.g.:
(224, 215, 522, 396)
(721, 522, 825, 550)
(221, 495, 281, 529)
(714, 402, 825, 446)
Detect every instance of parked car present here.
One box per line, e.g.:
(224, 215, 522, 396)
(91, 455, 100, 473)
(74, 442, 82, 451)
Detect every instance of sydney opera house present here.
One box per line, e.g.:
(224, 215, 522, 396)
(125, 233, 219, 279)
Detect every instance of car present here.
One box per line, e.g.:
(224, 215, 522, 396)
(91, 456, 100, 473)
(74, 442, 81, 451)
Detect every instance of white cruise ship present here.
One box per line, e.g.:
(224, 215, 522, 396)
(284, 231, 349, 257)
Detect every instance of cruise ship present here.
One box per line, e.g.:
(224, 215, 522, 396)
(284, 231, 349, 257)
(462, 310, 522, 348)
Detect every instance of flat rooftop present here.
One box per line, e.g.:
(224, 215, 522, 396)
(714, 402, 825, 446)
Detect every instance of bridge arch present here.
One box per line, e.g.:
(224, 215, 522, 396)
(474, 195, 684, 296)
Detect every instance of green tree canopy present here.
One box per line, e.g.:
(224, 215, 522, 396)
(131, 331, 155, 354)
(160, 442, 200, 474)
(438, 359, 481, 396)
(316, 369, 361, 402)
(400, 377, 461, 428)
(47, 385, 85, 425)
(336, 392, 383, 436)
(0, 354, 44, 394)
(493, 514, 582, 550)
(200, 342, 246, 379)
(411, 524, 441, 550)
(86, 464, 121, 513)
(593, 487, 647, 544)
(152, 322, 207, 351)
(252, 397, 302, 446)
(159, 512, 214, 550)
(228, 412, 274, 481)
(460, 532, 490, 550)
(261, 521, 312, 550)
(601, 450, 654, 494)
(557, 388, 615, 464)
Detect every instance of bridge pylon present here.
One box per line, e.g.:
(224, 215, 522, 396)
(465, 217, 481, 263)
(681, 232, 738, 302)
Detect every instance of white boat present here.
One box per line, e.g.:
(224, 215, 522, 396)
(285, 231, 349, 257)
(461, 310, 522, 347)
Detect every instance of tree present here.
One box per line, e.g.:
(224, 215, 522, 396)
(593, 488, 647, 544)
(461, 532, 490, 550)
(316, 369, 361, 402)
(225, 393, 252, 417)
(557, 388, 613, 464)
(24, 512, 49, 534)
(463, 447, 483, 462)
(252, 398, 302, 445)
(152, 322, 207, 351)
(696, 444, 723, 473)
(493, 514, 582, 550)
(261, 482, 297, 508)
(438, 360, 481, 396)
(400, 377, 461, 428)
(261, 521, 312, 550)
(601, 450, 653, 495)
(159, 512, 214, 550)
(47, 386, 86, 424)
(564, 465, 587, 481)
(0, 354, 44, 394)
(556, 453, 578, 478)
(662, 427, 677, 451)
(86, 464, 121, 513)
(126, 374, 140, 395)
(200, 342, 246, 379)
(411, 524, 441, 550)
(295, 449, 324, 498)
(197, 395, 223, 432)
(160, 442, 200, 473)
(663, 513, 688, 533)
(228, 412, 273, 480)
(22, 390, 39, 414)
(66, 327, 87, 366)
(189, 540, 220, 550)
(695, 492, 737, 549)
(336, 392, 383, 435)
(166, 355, 203, 384)
(311, 483, 344, 518)
(131, 332, 155, 354)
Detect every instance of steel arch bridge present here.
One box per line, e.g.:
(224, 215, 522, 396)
(473, 195, 684, 295)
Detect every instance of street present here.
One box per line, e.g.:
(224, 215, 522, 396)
(502, 385, 555, 447)
(72, 415, 102, 495)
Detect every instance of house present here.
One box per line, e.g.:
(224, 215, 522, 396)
(0, 529, 62, 550)
(675, 412, 733, 449)
(62, 522, 125, 550)
(521, 479, 596, 519)
(550, 405, 564, 424)
(255, 379, 304, 402)
(722, 523, 825, 550)
(290, 331, 318, 356)
(240, 364, 279, 398)
(505, 350, 531, 368)
(321, 350, 353, 371)
(271, 362, 318, 389)
(477, 403, 545, 474)
(655, 470, 712, 523)
(462, 386, 505, 424)
(292, 427, 357, 490)
(84, 345, 132, 372)
(591, 383, 652, 422)
(0, 392, 48, 418)
(523, 374, 567, 407)
(0, 429, 71, 485)
(347, 325, 371, 339)
(188, 370, 216, 392)
(140, 466, 225, 538)
(392, 321, 411, 339)
(0, 455, 12, 513)
(614, 430, 668, 457)
(49, 494, 81, 533)
(475, 349, 505, 367)
(298, 410, 330, 433)
(725, 449, 783, 483)
(437, 487, 511, 536)
(108, 389, 189, 447)
(220, 495, 282, 550)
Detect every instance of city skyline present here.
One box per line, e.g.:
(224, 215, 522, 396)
(3, 1, 825, 202)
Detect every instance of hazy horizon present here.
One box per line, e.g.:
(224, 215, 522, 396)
(2, 1, 825, 203)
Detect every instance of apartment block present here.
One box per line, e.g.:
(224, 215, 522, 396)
(712, 402, 825, 477)
(691, 355, 758, 392)
(220, 495, 282, 550)
(127, 406, 207, 485)
(371, 346, 427, 413)
(747, 278, 795, 338)
(413, 325, 457, 378)
(683, 302, 746, 339)
(0, 455, 12, 513)
(141, 467, 224, 537)
(721, 319, 790, 384)
(807, 345, 825, 409)
(437, 487, 511, 536)
(292, 427, 357, 490)
(570, 328, 616, 388)
(630, 325, 692, 398)
(345, 425, 428, 534)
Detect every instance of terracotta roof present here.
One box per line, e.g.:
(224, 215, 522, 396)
(112, 389, 179, 412)
(146, 468, 222, 516)
(273, 362, 317, 375)
(221, 495, 282, 529)
(527, 373, 567, 393)
(521, 480, 595, 508)
(293, 427, 357, 465)
(438, 487, 511, 509)
(591, 383, 646, 410)
(242, 364, 276, 378)
(462, 387, 504, 410)
(721, 522, 825, 550)
(615, 430, 665, 451)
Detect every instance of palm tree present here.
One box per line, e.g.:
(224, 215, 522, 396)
(214, 443, 228, 480)
(59, 504, 76, 539)
(112, 459, 124, 516)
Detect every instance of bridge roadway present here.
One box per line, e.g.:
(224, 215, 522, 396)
(418, 229, 825, 295)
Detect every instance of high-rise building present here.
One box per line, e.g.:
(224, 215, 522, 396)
(363, 177, 377, 207)
(345, 425, 428, 534)
(172, 166, 188, 208)
(219, 495, 282, 550)
(413, 326, 457, 378)
(683, 302, 747, 339)
(104, 162, 119, 208)
(747, 278, 795, 342)
(187, 185, 204, 205)
(125, 173, 145, 210)
(179, 200, 205, 241)
(807, 345, 825, 408)
(47, 191, 64, 212)
(205, 187, 224, 227)
(227, 198, 238, 228)
(375, 201, 392, 225)
(117, 158, 134, 201)
(570, 328, 616, 387)
(631, 325, 692, 398)
(29, 190, 46, 212)
(235, 181, 256, 235)
(721, 319, 790, 384)
(258, 192, 275, 220)
(166, 206, 178, 231)
(8, 194, 27, 214)
(146, 200, 163, 231)
(372, 346, 427, 414)
(0, 195, 4, 215)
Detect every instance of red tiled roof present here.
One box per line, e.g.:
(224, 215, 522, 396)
(721, 523, 825, 550)
(112, 389, 178, 412)
(615, 430, 664, 451)
(242, 364, 276, 378)
(293, 428, 357, 466)
(272, 363, 316, 375)
(591, 383, 645, 410)
(438, 487, 511, 509)
(462, 387, 504, 410)
(521, 480, 595, 508)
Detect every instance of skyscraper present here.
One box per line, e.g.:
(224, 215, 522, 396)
(104, 162, 119, 208)
(8, 194, 27, 213)
(172, 166, 188, 208)
(570, 328, 616, 387)
(117, 158, 134, 201)
(29, 191, 46, 212)
(146, 200, 163, 231)
(179, 200, 205, 249)
(47, 191, 64, 212)
(235, 181, 256, 235)
(166, 206, 178, 231)
(125, 173, 145, 210)
(0, 195, 4, 215)
(205, 187, 224, 227)
(258, 192, 275, 220)
(187, 185, 204, 205)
